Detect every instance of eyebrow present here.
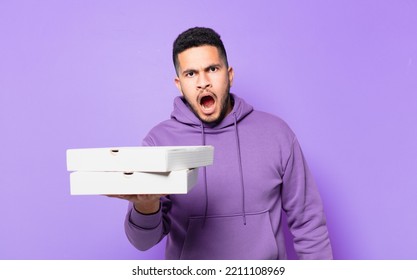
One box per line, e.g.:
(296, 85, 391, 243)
(181, 63, 223, 76)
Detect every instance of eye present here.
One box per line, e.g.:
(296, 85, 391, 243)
(185, 71, 195, 77)
(209, 66, 218, 72)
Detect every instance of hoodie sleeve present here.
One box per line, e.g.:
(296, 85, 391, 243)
(123, 136, 172, 252)
(281, 137, 333, 259)
(124, 197, 172, 251)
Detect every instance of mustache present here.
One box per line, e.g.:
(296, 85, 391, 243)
(197, 91, 216, 103)
(198, 89, 215, 95)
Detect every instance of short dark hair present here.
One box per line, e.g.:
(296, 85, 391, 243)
(172, 27, 228, 73)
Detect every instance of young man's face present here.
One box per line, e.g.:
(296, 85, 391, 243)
(174, 45, 234, 124)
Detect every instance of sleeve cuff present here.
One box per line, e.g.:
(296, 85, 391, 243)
(129, 203, 162, 229)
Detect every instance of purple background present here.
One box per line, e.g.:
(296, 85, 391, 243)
(1, 1, 416, 260)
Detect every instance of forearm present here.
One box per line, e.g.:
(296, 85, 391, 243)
(287, 205, 333, 259)
(124, 199, 171, 251)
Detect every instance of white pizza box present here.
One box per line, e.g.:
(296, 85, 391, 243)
(66, 146, 214, 172)
(70, 168, 198, 195)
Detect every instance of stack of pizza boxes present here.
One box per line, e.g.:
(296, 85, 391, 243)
(66, 146, 214, 195)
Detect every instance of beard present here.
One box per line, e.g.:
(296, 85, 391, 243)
(183, 86, 232, 125)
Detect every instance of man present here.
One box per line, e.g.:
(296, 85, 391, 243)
(117, 27, 332, 259)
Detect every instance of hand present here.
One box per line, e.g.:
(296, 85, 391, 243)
(107, 194, 166, 214)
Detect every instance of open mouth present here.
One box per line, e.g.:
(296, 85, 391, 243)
(200, 95, 215, 109)
(199, 95, 216, 115)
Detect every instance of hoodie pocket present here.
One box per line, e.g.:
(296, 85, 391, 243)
(179, 211, 278, 260)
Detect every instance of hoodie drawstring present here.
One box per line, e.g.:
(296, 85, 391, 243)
(233, 113, 247, 225)
(200, 114, 247, 226)
(201, 124, 209, 227)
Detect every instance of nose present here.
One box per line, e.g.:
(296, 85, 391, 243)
(197, 72, 211, 90)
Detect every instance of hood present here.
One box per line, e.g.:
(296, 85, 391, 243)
(170, 93, 253, 129)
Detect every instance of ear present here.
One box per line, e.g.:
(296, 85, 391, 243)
(228, 67, 234, 87)
(174, 76, 183, 95)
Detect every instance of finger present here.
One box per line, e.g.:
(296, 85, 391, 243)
(106, 194, 131, 200)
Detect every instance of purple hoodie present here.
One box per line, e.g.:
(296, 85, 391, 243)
(125, 94, 332, 259)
